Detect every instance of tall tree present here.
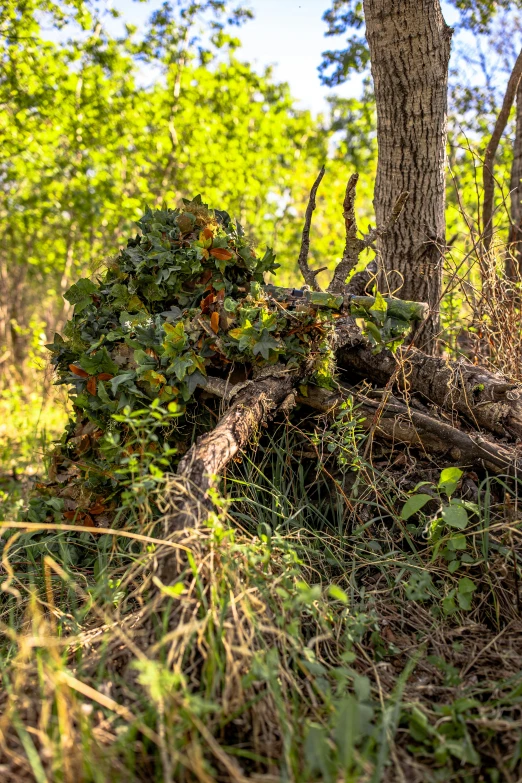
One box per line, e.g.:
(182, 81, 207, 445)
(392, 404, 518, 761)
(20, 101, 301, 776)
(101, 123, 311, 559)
(508, 82, 522, 276)
(362, 1, 452, 351)
(321, 1, 522, 351)
(321, 0, 452, 351)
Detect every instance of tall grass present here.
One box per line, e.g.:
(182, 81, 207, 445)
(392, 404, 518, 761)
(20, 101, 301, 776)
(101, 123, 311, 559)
(1, 406, 522, 781)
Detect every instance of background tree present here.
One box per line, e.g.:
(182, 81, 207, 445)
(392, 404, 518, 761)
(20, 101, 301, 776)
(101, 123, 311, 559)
(0, 0, 342, 383)
(508, 81, 522, 276)
(321, 0, 522, 350)
(363, 0, 452, 351)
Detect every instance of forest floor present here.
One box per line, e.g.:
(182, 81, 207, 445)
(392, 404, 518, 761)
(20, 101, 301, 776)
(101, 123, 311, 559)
(1, 369, 522, 783)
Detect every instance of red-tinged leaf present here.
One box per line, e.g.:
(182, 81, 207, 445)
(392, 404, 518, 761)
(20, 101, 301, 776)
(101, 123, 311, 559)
(64, 510, 79, 521)
(69, 364, 89, 378)
(89, 502, 106, 515)
(200, 292, 215, 313)
(82, 514, 95, 528)
(200, 268, 213, 285)
(210, 311, 220, 334)
(210, 248, 233, 261)
(202, 227, 214, 240)
(86, 376, 97, 395)
(96, 373, 114, 381)
(216, 288, 225, 302)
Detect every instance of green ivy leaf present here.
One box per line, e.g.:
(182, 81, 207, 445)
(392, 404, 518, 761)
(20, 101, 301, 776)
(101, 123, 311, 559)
(368, 290, 388, 326)
(109, 283, 130, 309)
(223, 297, 238, 313)
(253, 329, 280, 360)
(167, 355, 194, 381)
(457, 577, 476, 610)
(110, 371, 136, 394)
(438, 467, 463, 496)
(64, 278, 97, 312)
(79, 347, 118, 376)
(442, 504, 468, 530)
(401, 493, 432, 520)
(162, 321, 187, 357)
(446, 533, 467, 550)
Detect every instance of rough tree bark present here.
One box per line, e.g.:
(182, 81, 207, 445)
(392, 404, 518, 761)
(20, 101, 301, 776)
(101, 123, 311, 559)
(363, 0, 452, 352)
(507, 79, 522, 279)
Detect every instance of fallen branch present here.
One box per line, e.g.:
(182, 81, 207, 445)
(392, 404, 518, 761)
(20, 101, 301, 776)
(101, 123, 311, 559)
(298, 384, 522, 475)
(199, 377, 522, 476)
(336, 341, 522, 441)
(158, 373, 295, 580)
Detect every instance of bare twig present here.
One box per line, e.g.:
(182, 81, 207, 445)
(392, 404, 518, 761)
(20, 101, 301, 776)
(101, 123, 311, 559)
(482, 47, 522, 254)
(298, 166, 326, 291)
(361, 191, 409, 251)
(328, 175, 408, 293)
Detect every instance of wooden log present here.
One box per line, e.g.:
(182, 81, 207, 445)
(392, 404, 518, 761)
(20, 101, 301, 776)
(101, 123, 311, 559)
(336, 341, 522, 441)
(298, 384, 522, 475)
(158, 373, 295, 581)
(197, 376, 521, 478)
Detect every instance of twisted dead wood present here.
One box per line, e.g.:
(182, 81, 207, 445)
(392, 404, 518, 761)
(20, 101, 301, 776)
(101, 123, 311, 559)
(157, 373, 295, 581)
(297, 166, 326, 291)
(336, 341, 522, 441)
(199, 377, 522, 476)
(298, 384, 522, 476)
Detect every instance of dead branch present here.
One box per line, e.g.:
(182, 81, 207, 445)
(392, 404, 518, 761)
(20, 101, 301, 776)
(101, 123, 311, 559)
(337, 341, 522, 441)
(482, 47, 522, 254)
(298, 166, 326, 291)
(298, 384, 522, 475)
(327, 177, 408, 293)
(158, 373, 295, 581)
(196, 374, 522, 477)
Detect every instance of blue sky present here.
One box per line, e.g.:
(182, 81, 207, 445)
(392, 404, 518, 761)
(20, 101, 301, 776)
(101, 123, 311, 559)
(109, 1, 477, 115)
(110, 0, 361, 113)
(236, 0, 359, 113)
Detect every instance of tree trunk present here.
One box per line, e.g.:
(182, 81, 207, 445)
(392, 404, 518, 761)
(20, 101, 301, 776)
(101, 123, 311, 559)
(363, 0, 452, 353)
(507, 80, 522, 279)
